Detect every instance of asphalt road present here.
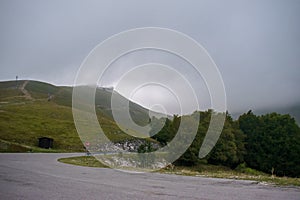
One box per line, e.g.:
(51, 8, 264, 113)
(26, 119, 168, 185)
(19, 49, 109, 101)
(0, 153, 299, 200)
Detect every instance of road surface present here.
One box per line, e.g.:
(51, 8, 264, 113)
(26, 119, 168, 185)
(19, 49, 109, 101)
(0, 153, 299, 200)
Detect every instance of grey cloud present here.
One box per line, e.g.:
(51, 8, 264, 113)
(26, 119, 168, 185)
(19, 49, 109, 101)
(0, 0, 299, 114)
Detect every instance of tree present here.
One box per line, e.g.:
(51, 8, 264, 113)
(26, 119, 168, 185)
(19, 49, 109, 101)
(175, 111, 246, 168)
(150, 114, 181, 145)
(207, 114, 246, 168)
(239, 111, 300, 177)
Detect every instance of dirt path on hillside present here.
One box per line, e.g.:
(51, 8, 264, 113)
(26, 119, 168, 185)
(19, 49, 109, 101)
(19, 80, 34, 100)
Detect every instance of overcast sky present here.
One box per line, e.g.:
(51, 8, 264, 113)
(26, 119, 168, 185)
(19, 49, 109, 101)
(0, 0, 299, 115)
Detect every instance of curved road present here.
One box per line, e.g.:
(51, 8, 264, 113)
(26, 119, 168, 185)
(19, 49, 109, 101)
(0, 153, 299, 200)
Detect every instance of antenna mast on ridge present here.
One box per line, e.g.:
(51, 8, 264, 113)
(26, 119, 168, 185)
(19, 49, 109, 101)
(16, 75, 18, 88)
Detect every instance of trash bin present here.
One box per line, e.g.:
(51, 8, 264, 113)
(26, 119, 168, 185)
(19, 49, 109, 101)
(38, 137, 54, 149)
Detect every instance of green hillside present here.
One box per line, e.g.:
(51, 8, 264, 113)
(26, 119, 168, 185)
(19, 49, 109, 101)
(24, 80, 154, 125)
(0, 80, 156, 152)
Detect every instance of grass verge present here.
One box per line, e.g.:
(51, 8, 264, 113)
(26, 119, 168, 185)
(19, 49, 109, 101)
(58, 156, 109, 168)
(57, 155, 300, 187)
(159, 165, 300, 187)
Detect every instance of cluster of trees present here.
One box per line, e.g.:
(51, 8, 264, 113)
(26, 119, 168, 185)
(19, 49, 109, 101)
(150, 110, 300, 177)
(239, 111, 300, 177)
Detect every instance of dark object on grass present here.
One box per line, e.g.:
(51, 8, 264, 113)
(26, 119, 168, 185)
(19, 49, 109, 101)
(38, 137, 54, 149)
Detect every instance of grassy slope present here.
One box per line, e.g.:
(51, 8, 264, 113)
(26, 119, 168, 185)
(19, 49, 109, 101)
(25, 80, 155, 125)
(0, 100, 83, 151)
(0, 80, 157, 152)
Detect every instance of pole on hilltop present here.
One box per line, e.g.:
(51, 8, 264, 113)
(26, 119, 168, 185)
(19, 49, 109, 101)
(16, 75, 18, 88)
